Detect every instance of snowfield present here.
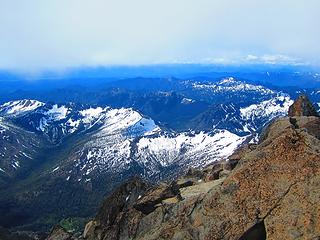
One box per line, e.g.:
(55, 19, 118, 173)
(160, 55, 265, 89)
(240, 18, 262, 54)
(240, 95, 293, 120)
(136, 130, 245, 168)
(71, 129, 246, 181)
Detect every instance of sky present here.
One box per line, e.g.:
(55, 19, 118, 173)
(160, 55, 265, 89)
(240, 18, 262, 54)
(0, 0, 319, 72)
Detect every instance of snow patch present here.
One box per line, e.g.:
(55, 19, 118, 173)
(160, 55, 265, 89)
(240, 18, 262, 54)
(21, 152, 33, 159)
(45, 105, 69, 120)
(80, 107, 106, 124)
(52, 166, 60, 173)
(181, 98, 195, 104)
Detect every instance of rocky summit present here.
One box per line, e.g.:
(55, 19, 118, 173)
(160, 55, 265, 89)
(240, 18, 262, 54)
(56, 95, 319, 240)
(288, 94, 319, 117)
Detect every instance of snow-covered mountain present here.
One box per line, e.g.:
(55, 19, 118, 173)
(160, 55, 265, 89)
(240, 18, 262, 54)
(0, 101, 164, 173)
(0, 100, 243, 181)
(180, 77, 279, 104)
(0, 101, 160, 144)
(0, 116, 45, 177)
(0, 77, 310, 232)
(0, 99, 44, 116)
(1, 110, 285, 183)
(188, 98, 293, 136)
(0, 77, 294, 179)
(134, 130, 244, 174)
(62, 129, 245, 183)
(240, 95, 293, 122)
(190, 77, 275, 95)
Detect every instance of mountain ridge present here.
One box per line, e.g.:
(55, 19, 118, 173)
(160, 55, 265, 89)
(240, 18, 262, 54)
(78, 95, 320, 240)
(0, 78, 312, 233)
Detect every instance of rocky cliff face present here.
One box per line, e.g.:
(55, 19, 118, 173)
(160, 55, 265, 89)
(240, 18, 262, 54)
(288, 95, 318, 117)
(48, 96, 320, 240)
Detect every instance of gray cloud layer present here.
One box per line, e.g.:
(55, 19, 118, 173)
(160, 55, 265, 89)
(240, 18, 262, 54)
(0, 0, 319, 71)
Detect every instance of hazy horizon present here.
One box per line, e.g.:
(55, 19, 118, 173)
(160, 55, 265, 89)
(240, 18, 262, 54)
(0, 0, 319, 72)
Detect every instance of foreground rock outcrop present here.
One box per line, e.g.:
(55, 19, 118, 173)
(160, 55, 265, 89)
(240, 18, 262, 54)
(80, 95, 320, 240)
(288, 94, 318, 117)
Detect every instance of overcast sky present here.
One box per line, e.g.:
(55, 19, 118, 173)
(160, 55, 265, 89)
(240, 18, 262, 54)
(0, 0, 319, 72)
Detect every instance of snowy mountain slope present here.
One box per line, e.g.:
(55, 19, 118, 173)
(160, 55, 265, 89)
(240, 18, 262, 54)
(188, 94, 293, 136)
(0, 78, 294, 180)
(0, 99, 245, 183)
(134, 130, 245, 175)
(167, 77, 294, 136)
(309, 90, 320, 112)
(61, 129, 245, 182)
(179, 77, 280, 105)
(0, 100, 158, 144)
(63, 108, 162, 179)
(191, 77, 275, 95)
(0, 101, 159, 137)
(0, 76, 296, 180)
(0, 100, 248, 183)
(0, 100, 44, 116)
(0, 101, 160, 176)
(238, 95, 293, 133)
(0, 118, 45, 176)
(240, 96, 293, 121)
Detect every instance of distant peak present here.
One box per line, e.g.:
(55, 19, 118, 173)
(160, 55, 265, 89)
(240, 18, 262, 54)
(288, 95, 318, 117)
(219, 77, 237, 84)
(0, 99, 44, 116)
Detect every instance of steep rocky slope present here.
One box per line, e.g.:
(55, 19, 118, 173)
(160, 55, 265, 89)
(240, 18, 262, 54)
(288, 95, 319, 117)
(0, 117, 48, 186)
(79, 95, 320, 240)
